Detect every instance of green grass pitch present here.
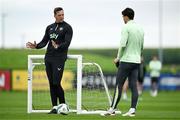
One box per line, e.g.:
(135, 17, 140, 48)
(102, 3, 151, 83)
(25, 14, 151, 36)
(0, 91, 180, 120)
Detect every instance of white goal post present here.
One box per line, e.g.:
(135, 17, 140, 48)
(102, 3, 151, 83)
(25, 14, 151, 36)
(27, 55, 120, 114)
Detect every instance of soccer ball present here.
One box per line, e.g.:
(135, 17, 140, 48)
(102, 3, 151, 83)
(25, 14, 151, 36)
(57, 103, 69, 115)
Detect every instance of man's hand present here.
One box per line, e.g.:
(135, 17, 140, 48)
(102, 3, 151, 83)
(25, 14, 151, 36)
(114, 58, 119, 68)
(26, 41, 37, 49)
(51, 40, 59, 49)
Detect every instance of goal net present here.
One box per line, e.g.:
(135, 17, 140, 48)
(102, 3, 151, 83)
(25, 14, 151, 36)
(27, 55, 115, 114)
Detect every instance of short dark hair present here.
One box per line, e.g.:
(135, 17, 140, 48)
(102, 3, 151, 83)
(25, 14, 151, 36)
(54, 7, 63, 15)
(122, 8, 134, 20)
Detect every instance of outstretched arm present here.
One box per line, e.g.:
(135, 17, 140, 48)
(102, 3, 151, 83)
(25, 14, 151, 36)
(26, 41, 37, 49)
(26, 26, 49, 49)
(35, 27, 49, 49)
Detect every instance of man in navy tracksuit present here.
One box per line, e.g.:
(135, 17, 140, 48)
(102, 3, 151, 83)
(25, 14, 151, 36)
(26, 7, 73, 114)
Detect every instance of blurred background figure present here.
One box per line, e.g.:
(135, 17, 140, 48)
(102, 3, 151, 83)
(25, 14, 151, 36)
(137, 56, 146, 96)
(122, 80, 128, 101)
(149, 55, 162, 97)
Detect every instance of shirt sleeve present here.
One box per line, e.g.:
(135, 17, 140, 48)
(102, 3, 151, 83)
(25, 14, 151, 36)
(158, 61, 162, 70)
(117, 26, 128, 59)
(36, 26, 49, 49)
(117, 47, 125, 59)
(57, 25, 73, 50)
(149, 61, 152, 70)
(120, 26, 128, 47)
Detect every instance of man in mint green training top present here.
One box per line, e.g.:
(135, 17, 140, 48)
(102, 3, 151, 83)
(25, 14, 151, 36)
(101, 7, 144, 117)
(149, 55, 162, 97)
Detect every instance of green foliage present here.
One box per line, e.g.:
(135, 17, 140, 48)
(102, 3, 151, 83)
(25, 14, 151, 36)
(0, 49, 46, 69)
(143, 48, 180, 65)
(0, 48, 180, 73)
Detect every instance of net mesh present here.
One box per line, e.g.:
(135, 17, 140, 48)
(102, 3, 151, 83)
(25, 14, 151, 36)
(31, 58, 110, 112)
(81, 63, 110, 111)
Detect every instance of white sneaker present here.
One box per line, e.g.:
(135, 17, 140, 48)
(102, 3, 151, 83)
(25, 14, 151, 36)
(138, 90, 142, 96)
(151, 90, 158, 97)
(100, 108, 116, 116)
(153, 90, 158, 97)
(122, 108, 135, 117)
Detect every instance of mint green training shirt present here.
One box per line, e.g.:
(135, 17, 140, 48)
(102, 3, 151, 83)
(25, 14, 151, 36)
(117, 20, 144, 63)
(149, 60, 162, 77)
